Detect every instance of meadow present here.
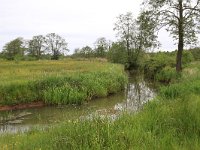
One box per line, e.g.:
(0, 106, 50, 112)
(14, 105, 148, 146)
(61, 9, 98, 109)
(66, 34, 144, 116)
(0, 59, 127, 105)
(0, 61, 200, 149)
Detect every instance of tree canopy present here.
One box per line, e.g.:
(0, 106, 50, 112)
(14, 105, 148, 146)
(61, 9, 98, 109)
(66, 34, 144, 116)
(2, 38, 25, 60)
(142, 0, 200, 71)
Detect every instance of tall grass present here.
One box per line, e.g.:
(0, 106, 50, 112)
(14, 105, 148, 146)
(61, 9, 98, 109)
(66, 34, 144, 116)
(0, 59, 127, 105)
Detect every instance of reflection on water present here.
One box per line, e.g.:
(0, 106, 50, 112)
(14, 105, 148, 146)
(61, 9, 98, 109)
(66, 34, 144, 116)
(115, 75, 155, 112)
(0, 73, 156, 133)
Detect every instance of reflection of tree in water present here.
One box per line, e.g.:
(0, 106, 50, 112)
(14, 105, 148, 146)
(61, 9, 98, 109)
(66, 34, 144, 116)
(114, 75, 156, 112)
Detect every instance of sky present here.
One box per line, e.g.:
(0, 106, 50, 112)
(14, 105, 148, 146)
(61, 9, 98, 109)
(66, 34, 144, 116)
(0, 0, 178, 54)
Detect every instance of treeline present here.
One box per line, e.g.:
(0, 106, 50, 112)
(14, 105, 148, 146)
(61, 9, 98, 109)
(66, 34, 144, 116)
(0, 33, 68, 60)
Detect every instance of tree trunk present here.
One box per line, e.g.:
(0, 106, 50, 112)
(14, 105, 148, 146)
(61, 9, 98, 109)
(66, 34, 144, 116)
(126, 39, 131, 63)
(176, 0, 184, 72)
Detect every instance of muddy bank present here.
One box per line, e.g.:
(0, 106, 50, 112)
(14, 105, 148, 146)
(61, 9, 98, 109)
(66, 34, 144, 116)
(0, 102, 45, 111)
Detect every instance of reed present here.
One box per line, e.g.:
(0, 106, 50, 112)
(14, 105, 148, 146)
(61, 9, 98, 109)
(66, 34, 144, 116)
(0, 59, 127, 105)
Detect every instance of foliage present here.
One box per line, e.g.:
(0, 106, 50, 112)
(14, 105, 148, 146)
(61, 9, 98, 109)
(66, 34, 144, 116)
(72, 46, 94, 58)
(1, 33, 69, 61)
(94, 37, 109, 58)
(144, 52, 176, 80)
(107, 42, 127, 64)
(2, 37, 26, 60)
(190, 47, 200, 61)
(182, 50, 194, 65)
(155, 66, 177, 83)
(142, 0, 200, 71)
(45, 33, 68, 60)
(113, 12, 158, 69)
(27, 35, 45, 59)
(144, 50, 194, 82)
(72, 37, 111, 59)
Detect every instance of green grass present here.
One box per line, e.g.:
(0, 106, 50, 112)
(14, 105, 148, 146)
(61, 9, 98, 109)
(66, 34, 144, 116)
(1, 61, 200, 149)
(0, 59, 127, 105)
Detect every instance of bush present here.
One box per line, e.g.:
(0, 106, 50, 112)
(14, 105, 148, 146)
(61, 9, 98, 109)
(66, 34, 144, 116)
(182, 50, 194, 65)
(155, 66, 178, 83)
(144, 50, 194, 82)
(144, 52, 175, 80)
(190, 47, 200, 61)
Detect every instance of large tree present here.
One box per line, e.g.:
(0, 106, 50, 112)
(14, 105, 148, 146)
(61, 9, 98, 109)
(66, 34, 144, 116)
(45, 33, 68, 60)
(28, 35, 45, 59)
(2, 37, 26, 60)
(143, 0, 200, 72)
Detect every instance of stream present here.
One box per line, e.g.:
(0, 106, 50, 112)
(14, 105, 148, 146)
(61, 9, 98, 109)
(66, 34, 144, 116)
(0, 73, 157, 133)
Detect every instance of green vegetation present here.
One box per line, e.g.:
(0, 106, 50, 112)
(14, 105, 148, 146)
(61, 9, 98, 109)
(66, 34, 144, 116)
(0, 1, 199, 148)
(0, 59, 127, 106)
(1, 33, 68, 60)
(190, 48, 200, 61)
(144, 50, 194, 82)
(0, 61, 200, 149)
(143, 0, 200, 72)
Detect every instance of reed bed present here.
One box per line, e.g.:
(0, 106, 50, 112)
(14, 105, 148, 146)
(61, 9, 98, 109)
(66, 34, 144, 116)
(0, 59, 127, 105)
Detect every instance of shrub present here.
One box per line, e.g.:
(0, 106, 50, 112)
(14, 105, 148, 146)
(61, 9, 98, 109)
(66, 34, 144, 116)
(182, 50, 194, 65)
(155, 66, 178, 83)
(144, 52, 175, 80)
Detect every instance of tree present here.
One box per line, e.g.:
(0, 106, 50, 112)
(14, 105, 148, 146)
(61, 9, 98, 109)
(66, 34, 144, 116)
(129, 11, 159, 68)
(143, 0, 200, 72)
(94, 37, 109, 57)
(114, 12, 135, 63)
(114, 12, 158, 69)
(2, 37, 26, 60)
(28, 35, 45, 59)
(107, 42, 127, 64)
(72, 46, 93, 58)
(45, 33, 68, 60)
(81, 46, 93, 58)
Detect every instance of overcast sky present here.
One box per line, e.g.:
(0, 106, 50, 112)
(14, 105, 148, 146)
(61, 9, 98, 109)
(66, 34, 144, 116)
(0, 0, 178, 54)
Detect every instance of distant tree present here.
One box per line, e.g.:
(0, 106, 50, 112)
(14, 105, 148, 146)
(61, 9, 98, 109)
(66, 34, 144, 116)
(107, 42, 127, 64)
(0, 52, 4, 59)
(94, 37, 109, 57)
(2, 38, 26, 60)
(72, 48, 81, 58)
(72, 46, 93, 58)
(45, 33, 68, 60)
(81, 46, 93, 58)
(142, 0, 200, 72)
(28, 35, 45, 59)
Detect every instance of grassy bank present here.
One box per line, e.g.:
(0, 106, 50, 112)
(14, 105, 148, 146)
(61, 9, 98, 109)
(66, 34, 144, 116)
(0, 59, 127, 106)
(0, 62, 200, 149)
